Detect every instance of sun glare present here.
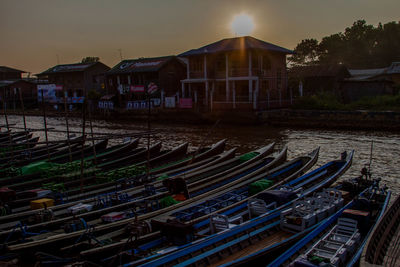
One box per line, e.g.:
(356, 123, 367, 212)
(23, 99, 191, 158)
(231, 14, 254, 36)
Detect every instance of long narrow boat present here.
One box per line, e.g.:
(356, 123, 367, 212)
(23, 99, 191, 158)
(0, 140, 225, 227)
(78, 148, 319, 265)
(1, 142, 167, 210)
(131, 151, 353, 267)
(0, 144, 234, 230)
(268, 180, 391, 267)
(2, 144, 276, 260)
(361, 193, 400, 266)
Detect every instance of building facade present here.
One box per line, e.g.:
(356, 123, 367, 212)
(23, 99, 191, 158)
(179, 36, 293, 111)
(36, 62, 110, 103)
(106, 56, 186, 107)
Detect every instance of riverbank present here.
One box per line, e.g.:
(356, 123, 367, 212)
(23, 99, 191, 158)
(2, 108, 400, 131)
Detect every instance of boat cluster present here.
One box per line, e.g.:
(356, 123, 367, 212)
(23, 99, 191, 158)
(0, 130, 392, 266)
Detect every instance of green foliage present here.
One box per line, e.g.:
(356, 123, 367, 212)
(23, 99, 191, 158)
(81, 57, 100, 63)
(294, 93, 400, 111)
(291, 20, 400, 68)
(348, 95, 400, 111)
(88, 89, 101, 100)
(293, 92, 345, 110)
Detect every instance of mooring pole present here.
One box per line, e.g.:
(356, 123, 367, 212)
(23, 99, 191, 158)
(2, 92, 14, 160)
(63, 90, 72, 162)
(18, 88, 32, 159)
(79, 100, 87, 194)
(87, 96, 97, 167)
(146, 88, 151, 178)
(41, 90, 50, 160)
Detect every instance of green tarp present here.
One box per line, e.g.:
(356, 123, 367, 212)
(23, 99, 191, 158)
(159, 196, 179, 208)
(239, 152, 259, 163)
(249, 179, 274, 196)
(21, 161, 59, 175)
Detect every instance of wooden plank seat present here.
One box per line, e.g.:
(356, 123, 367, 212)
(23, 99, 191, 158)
(248, 199, 277, 219)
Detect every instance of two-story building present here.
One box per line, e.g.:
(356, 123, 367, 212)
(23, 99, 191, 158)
(179, 36, 293, 111)
(36, 62, 110, 103)
(106, 56, 186, 106)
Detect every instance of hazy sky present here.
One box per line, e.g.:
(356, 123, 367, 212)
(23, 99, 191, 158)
(1, 0, 399, 74)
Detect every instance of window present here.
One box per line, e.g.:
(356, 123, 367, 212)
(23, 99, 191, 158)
(262, 56, 271, 70)
(277, 68, 282, 90)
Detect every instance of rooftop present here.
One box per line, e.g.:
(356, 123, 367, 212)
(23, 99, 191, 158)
(179, 36, 294, 57)
(108, 56, 181, 74)
(38, 62, 105, 75)
(0, 66, 26, 73)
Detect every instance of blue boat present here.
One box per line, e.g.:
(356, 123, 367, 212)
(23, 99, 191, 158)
(268, 180, 390, 267)
(117, 151, 353, 267)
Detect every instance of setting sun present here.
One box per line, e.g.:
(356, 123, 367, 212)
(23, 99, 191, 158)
(231, 14, 255, 36)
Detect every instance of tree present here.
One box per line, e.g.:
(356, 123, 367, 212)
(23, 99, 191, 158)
(290, 20, 400, 69)
(288, 39, 320, 66)
(81, 57, 100, 63)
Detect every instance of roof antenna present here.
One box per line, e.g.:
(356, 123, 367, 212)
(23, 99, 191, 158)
(118, 49, 123, 61)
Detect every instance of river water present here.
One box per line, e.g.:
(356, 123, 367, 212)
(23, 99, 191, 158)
(3, 115, 400, 197)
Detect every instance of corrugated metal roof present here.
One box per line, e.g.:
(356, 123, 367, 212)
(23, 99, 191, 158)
(179, 36, 293, 57)
(0, 66, 26, 73)
(39, 62, 99, 75)
(289, 65, 350, 78)
(108, 56, 178, 74)
(348, 68, 387, 80)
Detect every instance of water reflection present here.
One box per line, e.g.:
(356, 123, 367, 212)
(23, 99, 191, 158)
(4, 115, 400, 196)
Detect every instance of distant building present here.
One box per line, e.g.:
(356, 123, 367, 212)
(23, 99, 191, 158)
(106, 56, 186, 107)
(0, 66, 37, 107)
(0, 66, 25, 80)
(288, 65, 351, 97)
(36, 62, 110, 104)
(179, 36, 293, 111)
(0, 79, 38, 108)
(341, 64, 398, 102)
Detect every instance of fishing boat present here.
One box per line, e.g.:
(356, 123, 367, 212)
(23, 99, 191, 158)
(77, 148, 318, 265)
(268, 179, 390, 267)
(129, 151, 353, 267)
(2, 144, 276, 261)
(361, 194, 400, 266)
(0, 140, 227, 227)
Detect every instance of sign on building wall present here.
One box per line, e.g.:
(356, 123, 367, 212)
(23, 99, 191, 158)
(126, 99, 160, 110)
(130, 85, 145, 92)
(98, 101, 114, 110)
(179, 98, 193, 108)
(165, 97, 176, 108)
(37, 84, 63, 103)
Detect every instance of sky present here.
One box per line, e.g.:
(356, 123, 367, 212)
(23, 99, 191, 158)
(1, 0, 399, 75)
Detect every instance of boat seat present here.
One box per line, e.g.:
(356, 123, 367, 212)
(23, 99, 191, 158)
(248, 199, 276, 219)
(209, 214, 242, 234)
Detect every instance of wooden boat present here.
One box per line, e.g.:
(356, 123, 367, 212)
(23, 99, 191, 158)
(0, 140, 222, 218)
(362, 193, 400, 266)
(129, 151, 353, 267)
(0, 144, 234, 230)
(268, 180, 391, 267)
(0, 142, 165, 210)
(0, 131, 31, 144)
(2, 144, 275, 259)
(78, 148, 319, 265)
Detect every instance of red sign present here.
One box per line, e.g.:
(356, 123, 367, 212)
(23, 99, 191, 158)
(147, 82, 158, 94)
(130, 85, 145, 92)
(179, 98, 193, 108)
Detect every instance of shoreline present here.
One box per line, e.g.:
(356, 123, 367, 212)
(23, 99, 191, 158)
(2, 108, 400, 132)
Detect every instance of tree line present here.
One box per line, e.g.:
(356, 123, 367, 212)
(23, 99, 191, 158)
(289, 20, 400, 69)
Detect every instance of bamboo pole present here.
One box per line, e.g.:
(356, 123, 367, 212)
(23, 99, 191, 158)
(18, 88, 32, 159)
(40, 90, 50, 160)
(87, 96, 97, 167)
(79, 100, 87, 194)
(63, 90, 72, 162)
(2, 92, 14, 160)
